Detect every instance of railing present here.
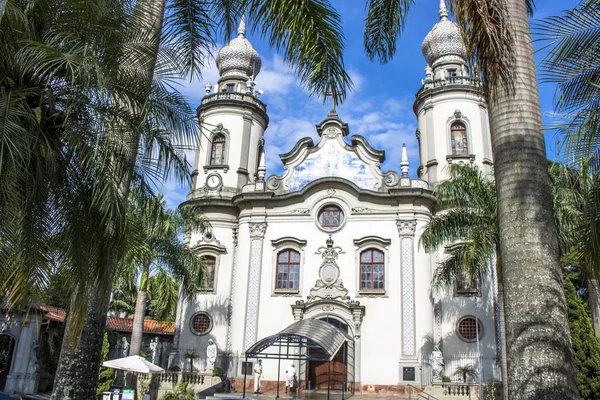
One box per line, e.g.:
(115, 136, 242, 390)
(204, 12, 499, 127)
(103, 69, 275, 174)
(416, 76, 481, 96)
(421, 355, 500, 386)
(407, 384, 440, 400)
(442, 383, 473, 396)
(201, 91, 267, 112)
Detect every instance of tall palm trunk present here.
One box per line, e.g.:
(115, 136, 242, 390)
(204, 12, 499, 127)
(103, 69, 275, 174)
(587, 264, 600, 336)
(129, 262, 151, 355)
(497, 281, 509, 400)
(51, 1, 166, 398)
(488, 0, 578, 397)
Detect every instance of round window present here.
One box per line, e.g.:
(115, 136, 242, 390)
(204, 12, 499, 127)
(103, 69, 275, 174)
(190, 312, 213, 335)
(457, 316, 482, 342)
(317, 205, 345, 232)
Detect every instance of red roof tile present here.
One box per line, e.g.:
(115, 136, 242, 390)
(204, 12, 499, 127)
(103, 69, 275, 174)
(40, 305, 174, 335)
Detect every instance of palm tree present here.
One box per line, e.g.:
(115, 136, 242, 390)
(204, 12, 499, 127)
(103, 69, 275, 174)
(119, 191, 209, 356)
(419, 163, 507, 394)
(550, 161, 600, 337)
(364, 0, 578, 396)
(49, 1, 353, 397)
(537, 0, 600, 337)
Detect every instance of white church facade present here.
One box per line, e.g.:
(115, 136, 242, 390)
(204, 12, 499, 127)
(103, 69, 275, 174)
(171, 2, 501, 394)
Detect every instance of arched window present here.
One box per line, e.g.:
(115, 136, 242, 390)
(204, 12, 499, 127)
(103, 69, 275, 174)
(360, 249, 384, 290)
(201, 255, 216, 290)
(450, 122, 468, 155)
(210, 134, 226, 165)
(276, 249, 300, 290)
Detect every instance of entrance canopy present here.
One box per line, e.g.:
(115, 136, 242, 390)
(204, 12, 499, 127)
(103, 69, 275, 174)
(245, 319, 352, 362)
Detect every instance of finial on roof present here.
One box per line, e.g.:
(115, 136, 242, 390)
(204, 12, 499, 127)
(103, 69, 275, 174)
(438, 0, 448, 21)
(257, 148, 266, 181)
(401, 143, 409, 177)
(237, 16, 246, 37)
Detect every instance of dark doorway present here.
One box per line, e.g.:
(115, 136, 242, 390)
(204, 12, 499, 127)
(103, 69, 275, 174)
(307, 317, 349, 390)
(0, 334, 16, 391)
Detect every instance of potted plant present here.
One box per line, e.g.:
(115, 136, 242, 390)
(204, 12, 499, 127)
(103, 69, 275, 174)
(454, 365, 478, 383)
(159, 382, 195, 400)
(183, 351, 199, 372)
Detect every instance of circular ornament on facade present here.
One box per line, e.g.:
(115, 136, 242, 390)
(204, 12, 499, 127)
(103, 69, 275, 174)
(190, 312, 213, 336)
(457, 316, 482, 342)
(316, 204, 345, 232)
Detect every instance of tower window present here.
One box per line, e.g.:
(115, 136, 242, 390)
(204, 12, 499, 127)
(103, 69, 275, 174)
(210, 134, 226, 165)
(226, 83, 235, 92)
(360, 248, 385, 291)
(276, 249, 300, 290)
(201, 255, 216, 290)
(450, 122, 468, 155)
(447, 69, 457, 84)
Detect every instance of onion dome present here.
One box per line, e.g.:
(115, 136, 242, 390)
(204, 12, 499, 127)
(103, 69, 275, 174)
(421, 0, 467, 66)
(216, 17, 262, 78)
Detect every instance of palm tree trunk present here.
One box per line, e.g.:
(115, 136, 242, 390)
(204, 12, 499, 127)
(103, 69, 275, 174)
(497, 281, 509, 400)
(488, 0, 578, 398)
(129, 262, 151, 355)
(587, 264, 600, 336)
(51, 290, 111, 399)
(51, 1, 167, 398)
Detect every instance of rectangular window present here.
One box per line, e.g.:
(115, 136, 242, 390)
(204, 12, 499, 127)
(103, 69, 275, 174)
(242, 361, 253, 375)
(360, 249, 385, 292)
(447, 69, 457, 84)
(201, 256, 216, 290)
(226, 84, 235, 92)
(276, 250, 300, 291)
(455, 267, 480, 296)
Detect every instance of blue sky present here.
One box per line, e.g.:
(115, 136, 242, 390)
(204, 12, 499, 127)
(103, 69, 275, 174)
(164, 0, 580, 208)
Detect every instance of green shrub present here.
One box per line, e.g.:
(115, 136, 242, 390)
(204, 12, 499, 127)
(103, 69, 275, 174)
(441, 375, 451, 383)
(565, 277, 600, 399)
(159, 382, 195, 400)
(97, 333, 113, 395)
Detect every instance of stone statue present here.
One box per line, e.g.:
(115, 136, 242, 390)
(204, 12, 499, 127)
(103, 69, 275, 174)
(206, 339, 217, 371)
(121, 336, 129, 357)
(150, 337, 162, 365)
(431, 345, 444, 381)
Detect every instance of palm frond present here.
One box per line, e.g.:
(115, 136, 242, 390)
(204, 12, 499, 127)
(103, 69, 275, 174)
(248, 0, 352, 104)
(363, 0, 414, 64)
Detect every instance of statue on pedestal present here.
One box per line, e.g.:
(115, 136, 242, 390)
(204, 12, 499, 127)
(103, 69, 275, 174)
(431, 344, 444, 381)
(206, 339, 217, 371)
(150, 337, 162, 365)
(121, 337, 130, 357)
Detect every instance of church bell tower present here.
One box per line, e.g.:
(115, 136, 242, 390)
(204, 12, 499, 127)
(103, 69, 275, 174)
(413, 0, 493, 186)
(190, 18, 269, 200)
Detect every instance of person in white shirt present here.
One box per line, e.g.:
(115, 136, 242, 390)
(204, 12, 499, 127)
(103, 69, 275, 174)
(285, 364, 296, 394)
(253, 359, 263, 394)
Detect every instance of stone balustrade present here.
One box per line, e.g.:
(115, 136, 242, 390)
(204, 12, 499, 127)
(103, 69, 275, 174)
(200, 92, 267, 113)
(135, 371, 222, 400)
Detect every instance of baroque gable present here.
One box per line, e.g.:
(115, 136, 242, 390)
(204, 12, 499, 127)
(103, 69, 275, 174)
(266, 113, 400, 194)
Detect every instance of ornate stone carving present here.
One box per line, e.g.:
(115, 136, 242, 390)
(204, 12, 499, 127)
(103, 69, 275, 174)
(232, 227, 239, 247)
(327, 188, 336, 197)
(323, 127, 340, 139)
(351, 207, 373, 213)
(249, 222, 267, 238)
(307, 235, 349, 301)
(291, 208, 310, 214)
(397, 219, 417, 236)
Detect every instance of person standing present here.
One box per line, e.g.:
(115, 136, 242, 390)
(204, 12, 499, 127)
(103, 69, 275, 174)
(285, 364, 296, 394)
(254, 359, 263, 394)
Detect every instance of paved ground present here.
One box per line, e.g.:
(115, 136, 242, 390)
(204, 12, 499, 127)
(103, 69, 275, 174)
(213, 391, 413, 400)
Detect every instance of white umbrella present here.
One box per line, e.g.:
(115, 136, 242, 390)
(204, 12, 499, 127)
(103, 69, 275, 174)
(102, 355, 165, 373)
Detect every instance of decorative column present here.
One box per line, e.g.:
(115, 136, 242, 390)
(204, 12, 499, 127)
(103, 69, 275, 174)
(226, 227, 239, 353)
(397, 219, 417, 357)
(244, 222, 267, 349)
